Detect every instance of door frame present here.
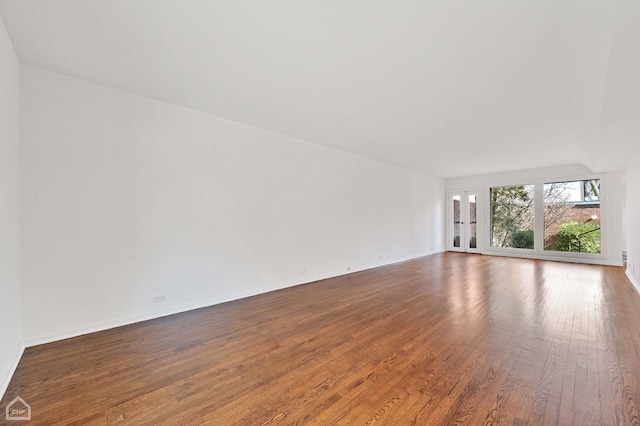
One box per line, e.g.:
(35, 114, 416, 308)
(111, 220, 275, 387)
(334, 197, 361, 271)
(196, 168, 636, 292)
(447, 189, 483, 253)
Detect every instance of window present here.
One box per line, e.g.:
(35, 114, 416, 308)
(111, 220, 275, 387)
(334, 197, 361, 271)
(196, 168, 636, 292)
(544, 179, 600, 253)
(490, 185, 535, 249)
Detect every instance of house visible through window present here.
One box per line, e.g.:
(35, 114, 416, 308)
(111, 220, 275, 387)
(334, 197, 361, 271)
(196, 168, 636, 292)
(544, 179, 600, 253)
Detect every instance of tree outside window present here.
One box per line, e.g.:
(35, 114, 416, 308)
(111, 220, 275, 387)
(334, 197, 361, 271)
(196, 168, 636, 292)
(490, 185, 535, 249)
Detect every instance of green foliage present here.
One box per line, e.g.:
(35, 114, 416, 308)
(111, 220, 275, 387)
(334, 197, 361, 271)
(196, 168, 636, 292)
(554, 222, 600, 253)
(511, 230, 534, 249)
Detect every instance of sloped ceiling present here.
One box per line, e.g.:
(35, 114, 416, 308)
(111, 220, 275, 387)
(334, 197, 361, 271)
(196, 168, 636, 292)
(1, 0, 638, 178)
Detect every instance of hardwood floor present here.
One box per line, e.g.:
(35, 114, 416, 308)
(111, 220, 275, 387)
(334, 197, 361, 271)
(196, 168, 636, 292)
(3, 253, 640, 425)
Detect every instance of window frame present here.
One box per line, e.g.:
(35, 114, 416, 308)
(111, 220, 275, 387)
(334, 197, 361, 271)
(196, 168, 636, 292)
(482, 174, 607, 262)
(489, 184, 536, 250)
(542, 179, 601, 254)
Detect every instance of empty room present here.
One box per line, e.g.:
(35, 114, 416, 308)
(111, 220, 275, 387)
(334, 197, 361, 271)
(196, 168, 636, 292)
(1, 1, 640, 424)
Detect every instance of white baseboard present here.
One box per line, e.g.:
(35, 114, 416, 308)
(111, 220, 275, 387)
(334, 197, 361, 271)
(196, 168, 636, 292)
(481, 249, 623, 266)
(0, 341, 25, 401)
(24, 250, 443, 347)
(626, 269, 640, 295)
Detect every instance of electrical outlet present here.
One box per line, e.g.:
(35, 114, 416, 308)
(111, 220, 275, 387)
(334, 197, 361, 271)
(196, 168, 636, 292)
(154, 295, 166, 303)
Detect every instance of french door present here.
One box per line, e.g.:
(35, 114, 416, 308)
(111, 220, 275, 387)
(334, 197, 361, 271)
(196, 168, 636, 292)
(448, 190, 482, 253)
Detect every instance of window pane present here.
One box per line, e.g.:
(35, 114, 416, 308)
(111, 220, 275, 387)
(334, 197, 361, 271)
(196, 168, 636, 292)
(490, 185, 535, 249)
(544, 180, 600, 253)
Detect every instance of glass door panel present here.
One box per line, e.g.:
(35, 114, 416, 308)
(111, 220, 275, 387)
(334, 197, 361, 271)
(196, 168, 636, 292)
(453, 195, 461, 248)
(468, 194, 477, 249)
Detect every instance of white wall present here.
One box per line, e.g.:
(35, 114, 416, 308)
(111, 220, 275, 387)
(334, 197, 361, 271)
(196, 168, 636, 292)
(627, 149, 640, 292)
(446, 164, 624, 266)
(0, 15, 22, 399)
(20, 65, 445, 345)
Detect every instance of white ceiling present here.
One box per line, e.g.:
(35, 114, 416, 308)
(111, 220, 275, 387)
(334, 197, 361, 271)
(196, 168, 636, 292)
(1, 0, 639, 178)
